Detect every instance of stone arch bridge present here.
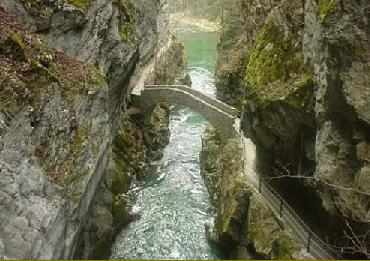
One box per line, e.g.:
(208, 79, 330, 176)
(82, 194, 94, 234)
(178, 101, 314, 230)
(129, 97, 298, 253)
(132, 84, 340, 260)
(132, 85, 240, 138)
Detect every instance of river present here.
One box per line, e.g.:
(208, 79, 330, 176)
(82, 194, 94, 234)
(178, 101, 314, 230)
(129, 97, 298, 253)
(110, 31, 220, 260)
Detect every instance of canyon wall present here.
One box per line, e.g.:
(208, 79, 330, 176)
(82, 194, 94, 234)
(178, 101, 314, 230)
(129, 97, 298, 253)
(76, 37, 190, 259)
(75, 102, 171, 259)
(215, 0, 370, 257)
(0, 0, 188, 259)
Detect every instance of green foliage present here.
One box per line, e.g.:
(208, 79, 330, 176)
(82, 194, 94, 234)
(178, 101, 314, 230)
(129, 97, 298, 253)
(316, 0, 337, 21)
(270, 234, 298, 259)
(73, 123, 90, 152)
(245, 19, 313, 107)
(118, 0, 137, 42)
(0, 31, 27, 61)
(219, 23, 237, 43)
(22, 0, 42, 8)
(89, 70, 108, 87)
(203, 127, 222, 145)
(69, 191, 83, 203)
(119, 23, 131, 42)
(248, 194, 298, 259)
(246, 20, 299, 89)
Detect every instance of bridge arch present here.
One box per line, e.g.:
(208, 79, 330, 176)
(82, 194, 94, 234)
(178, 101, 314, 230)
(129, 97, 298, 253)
(132, 85, 239, 138)
(132, 85, 340, 259)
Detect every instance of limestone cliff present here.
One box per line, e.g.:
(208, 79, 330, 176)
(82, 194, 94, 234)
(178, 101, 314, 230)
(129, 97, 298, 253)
(0, 7, 110, 259)
(75, 30, 190, 259)
(153, 37, 191, 86)
(215, 0, 370, 256)
(75, 103, 171, 259)
(0, 0, 187, 259)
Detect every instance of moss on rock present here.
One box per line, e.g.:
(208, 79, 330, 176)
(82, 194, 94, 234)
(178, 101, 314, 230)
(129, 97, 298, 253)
(245, 19, 313, 107)
(316, 0, 337, 22)
(119, 23, 133, 42)
(106, 103, 170, 228)
(118, 0, 137, 43)
(201, 130, 252, 256)
(201, 128, 303, 259)
(153, 39, 190, 85)
(0, 31, 27, 61)
(215, 47, 248, 110)
(248, 193, 299, 259)
(200, 127, 223, 203)
(67, 0, 95, 10)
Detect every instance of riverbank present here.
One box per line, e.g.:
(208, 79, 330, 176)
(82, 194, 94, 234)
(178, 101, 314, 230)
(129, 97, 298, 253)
(169, 12, 219, 33)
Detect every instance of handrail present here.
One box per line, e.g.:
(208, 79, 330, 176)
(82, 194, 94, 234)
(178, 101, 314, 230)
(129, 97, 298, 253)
(240, 134, 340, 260)
(260, 181, 340, 259)
(140, 84, 340, 259)
(137, 85, 240, 137)
(141, 86, 236, 120)
(144, 85, 239, 117)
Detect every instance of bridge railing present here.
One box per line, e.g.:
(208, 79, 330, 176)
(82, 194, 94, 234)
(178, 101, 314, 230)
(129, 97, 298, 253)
(141, 83, 340, 258)
(259, 180, 341, 259)
(145, 85, 239, 117)
(240, 135, 340, 260)
(136, 84, 239, 137)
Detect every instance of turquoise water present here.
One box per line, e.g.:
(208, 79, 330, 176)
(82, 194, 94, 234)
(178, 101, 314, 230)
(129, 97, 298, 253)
(110, 31, 220, 260)
(178, 32, 218, 73)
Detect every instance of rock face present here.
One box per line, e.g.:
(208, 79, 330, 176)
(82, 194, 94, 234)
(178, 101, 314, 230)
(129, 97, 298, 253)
(0, 7, 110, 259)
(0, 0, 188, 259)
(215, 0, 370, 256)
(75, 103, 171, 259)
(214, 5, 248, 110)
(153, 38, 191, 86)
(0, 0, 158, 83)
(303, 0, 370, 227)
(200, 128, 303, 259)
(74, 26, 191, 258)
(248, 193, 303, 259)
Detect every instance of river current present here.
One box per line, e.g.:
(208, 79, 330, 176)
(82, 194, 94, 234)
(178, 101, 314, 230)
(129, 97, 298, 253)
(110, 32, 220, 260)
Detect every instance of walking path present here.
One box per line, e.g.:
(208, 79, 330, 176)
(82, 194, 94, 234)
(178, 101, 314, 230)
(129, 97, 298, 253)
(133, 84, 340, 260)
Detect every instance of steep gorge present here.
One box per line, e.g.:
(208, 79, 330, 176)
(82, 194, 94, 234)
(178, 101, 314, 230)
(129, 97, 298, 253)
(1, 0, 369, 259)
(213, 0, 370, 258)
